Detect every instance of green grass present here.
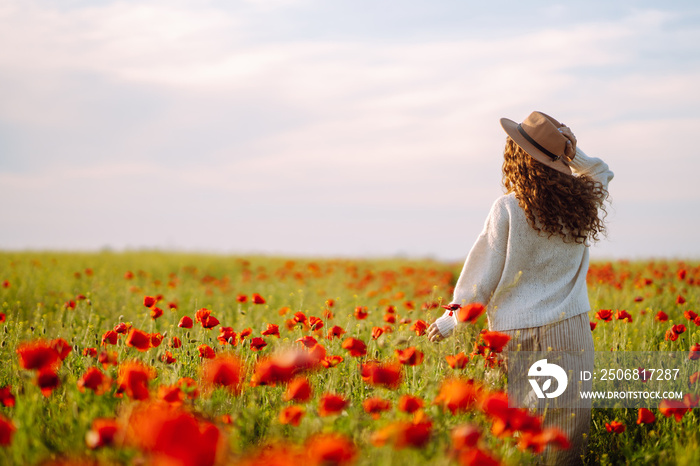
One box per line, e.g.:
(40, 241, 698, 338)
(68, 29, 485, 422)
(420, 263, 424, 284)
(0, 251, 698, 465)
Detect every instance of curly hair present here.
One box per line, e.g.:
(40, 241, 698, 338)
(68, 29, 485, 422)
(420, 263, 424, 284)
(502, 137, 609, 244)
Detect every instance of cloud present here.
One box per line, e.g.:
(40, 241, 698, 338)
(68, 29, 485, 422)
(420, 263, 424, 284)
(1, 1, 699, 258)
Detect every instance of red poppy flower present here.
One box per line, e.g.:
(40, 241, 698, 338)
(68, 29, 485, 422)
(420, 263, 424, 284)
(0, 313, 5, 324)
(0, 414, 15, 446)
(98, 350, 118, 368)
(451, 424, 481, 450)
(150, 333, 163, 348)
(394, 420, 432, 449)
(125, 403, 220, 466)
(636, 367, 652, 382)
(655, 311, 669, 322)
(411, 320, 428, 336)
(481, 391, 541, 436)
(168, 302, 178, 310)
(396, 347, 424, 366)
(279, 405, 305, 426)
(659, 400, 689, 421)
(363, 397, 392, 419)
(327, 325, 346, 340)
(666, 324, 687, 341)
(637, 408, 655, 424)
(252, 293, 266, 304)
(605, 421, 626, 433)
(236, 294, 248, 303)
(683, 394, 699, 408)
(77, 367, 112, 395)
(434, 379, 482, 415)
(354, 306, 368, 320)
(50, 338, 72, 361)
(64, 300, 76, 310)
(690, 372, 700, 385)
(201, 355, 244, 394)
(161, 351, 177, 364)
(170, 337, 182, 349)
(143, 296, 157, 308)
(480, 331, 511, 353)
(689, 343, 700, 360)
(262, 323, 280, 338)
(150, 307, 163, 320)
(341, 338, 367, 357)
(318, 393, 349, 416)
(0, 386, 15, 408)
(677, 295, 686, 305)
(308, 316, 324, 331)
(178, 316, 193, 329)
(158, 385, 184, 405)
(125, 328, 151, 352)
(595, 309, 613, 322)
(114, 322, 129, 334)
(1, 281, 9, 289)
(297, 336, 318, 348)
(101, 330, 119, 346)
(124, 271, 134, 280)
(685, 310, 698, 321)
(305, 433, 356, 465)
(457, 303, 485, 323)
(218, 327, 237, 346)
(615, 310, 633, 323)
(321, 355, 344, 368)
(589, 321, 597, 331)
(445, 353, 470, 369)
(517, 427, 570, 453)
(250, 337, 267, 351)
(117, 361, 153, 400)
(240, 328, 253, 340)
(293, 312, 307, 326)
(198, 345, 216, 359)
(37, 368, 60, 397)
(308, 343, 327, 363)
(201, 315, 220, 329)
(86, 418, 120, 449)
(398, 395, 424, 414)
(361, 361, 402, 389)
(195, 308, 211, 323)
(283, 376, 312, 403)
(16, 340, 60, 371)
(83, 347, 97, 357)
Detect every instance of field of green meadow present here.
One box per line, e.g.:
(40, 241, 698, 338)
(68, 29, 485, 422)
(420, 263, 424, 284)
(0, 251, 698, 465)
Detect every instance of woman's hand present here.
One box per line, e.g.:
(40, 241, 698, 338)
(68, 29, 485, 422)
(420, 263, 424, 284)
(558, 125, 577, 161)
(427, 322, 444, 343)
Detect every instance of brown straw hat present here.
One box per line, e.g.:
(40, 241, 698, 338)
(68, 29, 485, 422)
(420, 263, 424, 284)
(500, 111, 573, 175)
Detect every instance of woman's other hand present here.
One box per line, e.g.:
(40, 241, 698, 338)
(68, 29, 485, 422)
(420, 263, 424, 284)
(427, 322, 444, 342)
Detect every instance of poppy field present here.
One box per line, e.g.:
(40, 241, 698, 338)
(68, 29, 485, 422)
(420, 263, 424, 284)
(0, 251, 699, 465)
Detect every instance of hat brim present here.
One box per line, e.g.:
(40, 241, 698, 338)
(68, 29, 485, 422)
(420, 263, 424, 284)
(500, 118, 572, 176)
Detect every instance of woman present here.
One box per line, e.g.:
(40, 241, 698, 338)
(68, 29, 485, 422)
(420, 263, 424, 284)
(427, 111, 613, 465)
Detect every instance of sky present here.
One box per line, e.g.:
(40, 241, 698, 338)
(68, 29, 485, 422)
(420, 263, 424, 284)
(1, 0, 699, 262)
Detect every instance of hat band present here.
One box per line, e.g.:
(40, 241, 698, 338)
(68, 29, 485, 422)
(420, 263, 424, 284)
(516, 124, 561, 162)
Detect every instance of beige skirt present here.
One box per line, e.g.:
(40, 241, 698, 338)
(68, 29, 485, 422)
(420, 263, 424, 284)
(501, 312, 594, 466)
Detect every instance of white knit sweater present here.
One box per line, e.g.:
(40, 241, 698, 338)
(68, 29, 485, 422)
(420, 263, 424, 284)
(435, 147, 614, 336)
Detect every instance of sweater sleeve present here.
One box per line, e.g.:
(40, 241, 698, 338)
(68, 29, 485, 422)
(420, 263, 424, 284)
(568, 147, 614, 191)
(434, 198, 509, 337)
